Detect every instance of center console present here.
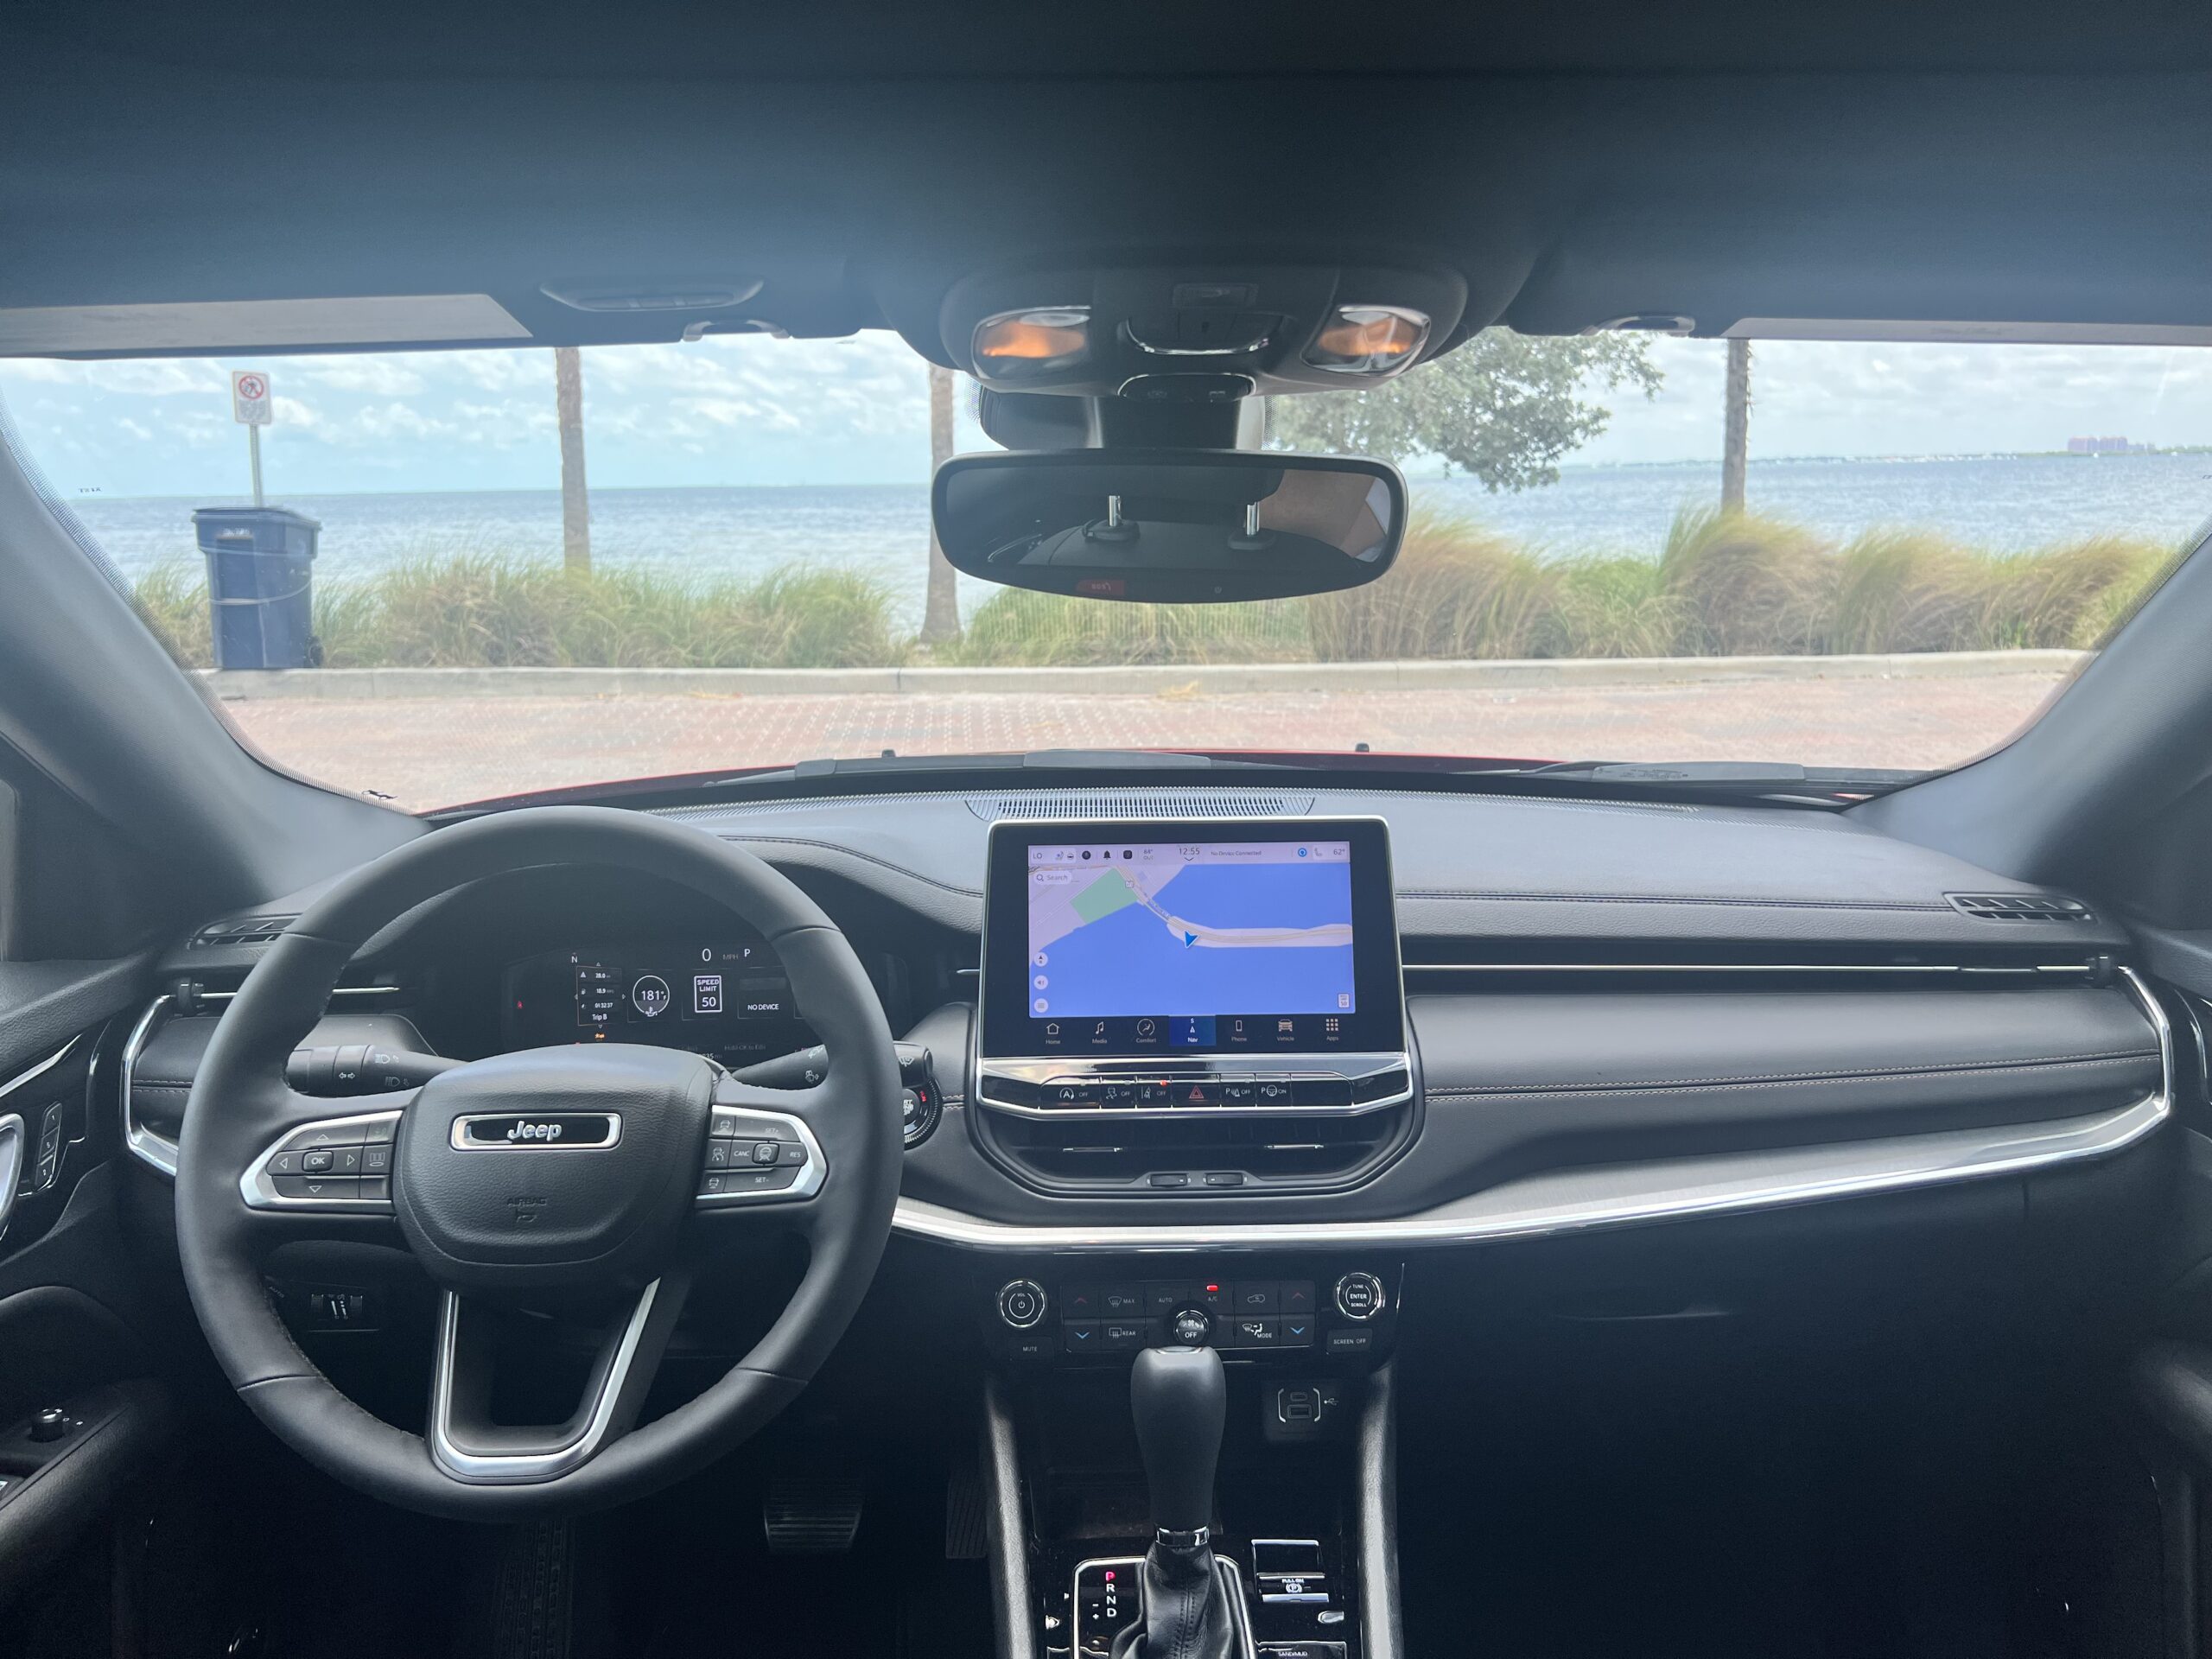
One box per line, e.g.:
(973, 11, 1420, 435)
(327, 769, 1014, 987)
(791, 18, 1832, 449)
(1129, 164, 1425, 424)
(981, 1257, 1400, 1659)
(986, 1256, 1400, 1656)
(971, 817, 1412, 1659)
(972, 819, 1415, 1195)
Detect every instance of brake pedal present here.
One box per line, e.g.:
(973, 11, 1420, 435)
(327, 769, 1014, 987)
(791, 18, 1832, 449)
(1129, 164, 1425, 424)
(763, 1469, 865, 1554)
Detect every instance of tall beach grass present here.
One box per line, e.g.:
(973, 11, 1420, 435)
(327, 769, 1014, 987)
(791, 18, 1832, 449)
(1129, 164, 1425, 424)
(138, 511, 2181, 672)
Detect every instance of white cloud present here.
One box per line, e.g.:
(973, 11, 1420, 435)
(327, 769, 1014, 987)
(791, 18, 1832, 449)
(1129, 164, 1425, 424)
(297, 358, 425, 396)
(15, 328, 2212, 499)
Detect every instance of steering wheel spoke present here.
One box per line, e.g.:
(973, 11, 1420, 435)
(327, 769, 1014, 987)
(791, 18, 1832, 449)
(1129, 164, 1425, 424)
(239, 1097, 414, 1216)
(429, 1275, 689, 1484)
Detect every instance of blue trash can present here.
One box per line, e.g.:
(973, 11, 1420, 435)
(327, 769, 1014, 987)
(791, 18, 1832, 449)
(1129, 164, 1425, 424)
(191, 506, 321, 670)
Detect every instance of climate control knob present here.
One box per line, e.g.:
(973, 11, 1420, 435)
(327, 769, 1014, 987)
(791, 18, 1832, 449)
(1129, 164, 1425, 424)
(1333, 1271, 1386, 1322)
(997, 1279, 1048, 1330)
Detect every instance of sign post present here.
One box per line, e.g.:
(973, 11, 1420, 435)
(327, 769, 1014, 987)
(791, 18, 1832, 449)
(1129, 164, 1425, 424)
(230, 371, 272, 506)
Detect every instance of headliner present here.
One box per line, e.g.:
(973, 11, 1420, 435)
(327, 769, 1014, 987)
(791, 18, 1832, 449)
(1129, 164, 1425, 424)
(5, 0, 2211, 356)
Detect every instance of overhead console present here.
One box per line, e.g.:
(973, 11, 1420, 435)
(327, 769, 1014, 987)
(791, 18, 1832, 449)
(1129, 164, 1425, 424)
(973, 817, 1416, 1195)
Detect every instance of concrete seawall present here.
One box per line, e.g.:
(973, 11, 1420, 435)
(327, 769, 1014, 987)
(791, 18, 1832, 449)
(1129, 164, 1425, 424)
(201, 649, 2088, 702)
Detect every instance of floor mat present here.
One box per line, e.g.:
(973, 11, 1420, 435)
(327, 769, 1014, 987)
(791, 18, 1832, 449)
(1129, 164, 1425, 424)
(1395, 1342, 2160, 1659)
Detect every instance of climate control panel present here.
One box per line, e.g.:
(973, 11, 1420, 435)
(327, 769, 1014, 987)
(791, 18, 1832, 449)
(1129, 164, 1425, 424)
(987, 1262, 1399, 1367)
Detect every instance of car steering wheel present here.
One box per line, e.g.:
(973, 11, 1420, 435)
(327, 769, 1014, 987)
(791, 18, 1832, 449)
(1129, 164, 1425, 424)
(173, 806, 904, 1517)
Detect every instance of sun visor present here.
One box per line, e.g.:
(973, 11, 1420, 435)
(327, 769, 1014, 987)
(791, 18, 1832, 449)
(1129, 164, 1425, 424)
(0, 295, 532, 356)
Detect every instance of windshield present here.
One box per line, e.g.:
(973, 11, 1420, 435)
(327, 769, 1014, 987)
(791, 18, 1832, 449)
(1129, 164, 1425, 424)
(3, 331, 2204, 810)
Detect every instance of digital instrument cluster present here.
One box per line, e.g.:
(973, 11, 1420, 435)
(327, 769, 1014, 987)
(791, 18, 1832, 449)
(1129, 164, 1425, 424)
(499, 938, 811, 1065)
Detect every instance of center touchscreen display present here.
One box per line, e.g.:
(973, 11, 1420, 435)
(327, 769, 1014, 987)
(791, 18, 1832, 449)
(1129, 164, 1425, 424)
(980, 818, 1403, 1059)
(1030, 839, 1355, 1021)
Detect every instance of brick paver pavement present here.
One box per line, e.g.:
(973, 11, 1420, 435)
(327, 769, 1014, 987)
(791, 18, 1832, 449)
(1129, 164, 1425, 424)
(223, 671, 2068, 810)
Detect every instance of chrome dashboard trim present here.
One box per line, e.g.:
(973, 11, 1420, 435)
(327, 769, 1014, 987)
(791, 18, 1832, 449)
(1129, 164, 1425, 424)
(186, 984, 398, 1003)
(0, 1034, 82, 1104)
(1406, 961, 2100, 977)
(120, 995, 179, 1177)
(893, 967, 2171, 1253)
(0, 1113, 22, 1241)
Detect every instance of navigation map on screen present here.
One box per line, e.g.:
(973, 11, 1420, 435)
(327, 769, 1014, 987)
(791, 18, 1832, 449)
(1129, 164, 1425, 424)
(1026, 841, 1355, 1020)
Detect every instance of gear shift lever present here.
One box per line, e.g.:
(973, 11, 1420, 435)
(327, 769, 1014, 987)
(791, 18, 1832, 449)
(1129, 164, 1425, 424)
(1131, 1343, 1225, 1541)
(1116, 1344, 1248, 1659)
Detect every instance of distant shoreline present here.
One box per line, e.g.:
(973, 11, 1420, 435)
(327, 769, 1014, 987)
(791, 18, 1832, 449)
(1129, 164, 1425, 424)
(60, 446, 2212, 503)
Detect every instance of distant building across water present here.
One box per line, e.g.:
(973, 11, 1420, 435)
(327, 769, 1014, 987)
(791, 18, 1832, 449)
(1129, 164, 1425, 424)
(2068, 435, 2157, 454)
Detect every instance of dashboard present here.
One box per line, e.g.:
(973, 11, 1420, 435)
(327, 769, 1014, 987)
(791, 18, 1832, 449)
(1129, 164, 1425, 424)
(128, 781, 2175, 1260)
(88, 778, 2187, 1659)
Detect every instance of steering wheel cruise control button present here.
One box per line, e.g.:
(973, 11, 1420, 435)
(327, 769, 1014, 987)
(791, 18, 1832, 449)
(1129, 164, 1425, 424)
(696, 1106, 824, 1206)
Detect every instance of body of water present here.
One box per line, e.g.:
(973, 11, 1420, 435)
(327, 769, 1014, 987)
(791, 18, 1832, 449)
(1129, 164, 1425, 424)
(67, 452, 2212, 627)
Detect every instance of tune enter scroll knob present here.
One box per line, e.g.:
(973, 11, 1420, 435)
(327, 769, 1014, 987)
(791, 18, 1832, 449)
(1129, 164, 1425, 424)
(1333, 1271, 1386, 1322)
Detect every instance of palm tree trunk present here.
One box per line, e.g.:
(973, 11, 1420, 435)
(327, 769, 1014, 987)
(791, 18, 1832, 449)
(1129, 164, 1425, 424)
(920, 364, 962, 645)
(556, 346, 591, 575)
(1720, 338, 1751, 512)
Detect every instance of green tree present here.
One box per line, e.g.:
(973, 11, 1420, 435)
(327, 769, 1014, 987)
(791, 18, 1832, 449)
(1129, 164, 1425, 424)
(1268, 329, 1662, 491)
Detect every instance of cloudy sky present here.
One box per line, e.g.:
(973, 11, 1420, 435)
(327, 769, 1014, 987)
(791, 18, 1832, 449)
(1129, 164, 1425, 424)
(5, 330, 2212, 499)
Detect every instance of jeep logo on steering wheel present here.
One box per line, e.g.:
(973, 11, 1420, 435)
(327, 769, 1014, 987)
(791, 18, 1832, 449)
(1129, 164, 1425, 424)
(451, 1112, 622, 1151)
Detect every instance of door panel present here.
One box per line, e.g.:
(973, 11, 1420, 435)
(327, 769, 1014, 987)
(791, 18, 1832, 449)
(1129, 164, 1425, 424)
(0, 963, 169, 1626)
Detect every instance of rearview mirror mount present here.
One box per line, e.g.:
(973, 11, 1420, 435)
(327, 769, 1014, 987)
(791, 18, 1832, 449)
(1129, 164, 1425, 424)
(930, 449, 1406, 604)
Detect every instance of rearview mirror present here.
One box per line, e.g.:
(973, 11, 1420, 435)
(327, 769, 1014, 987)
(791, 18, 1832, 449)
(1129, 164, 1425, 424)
(931, 449, 1405, 603)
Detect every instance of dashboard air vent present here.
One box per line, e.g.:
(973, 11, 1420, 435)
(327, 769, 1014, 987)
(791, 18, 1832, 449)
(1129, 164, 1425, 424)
(967, 791, 1315, 822)
(1948, 893, 2093, 923)
(190, 914, 299, 947)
